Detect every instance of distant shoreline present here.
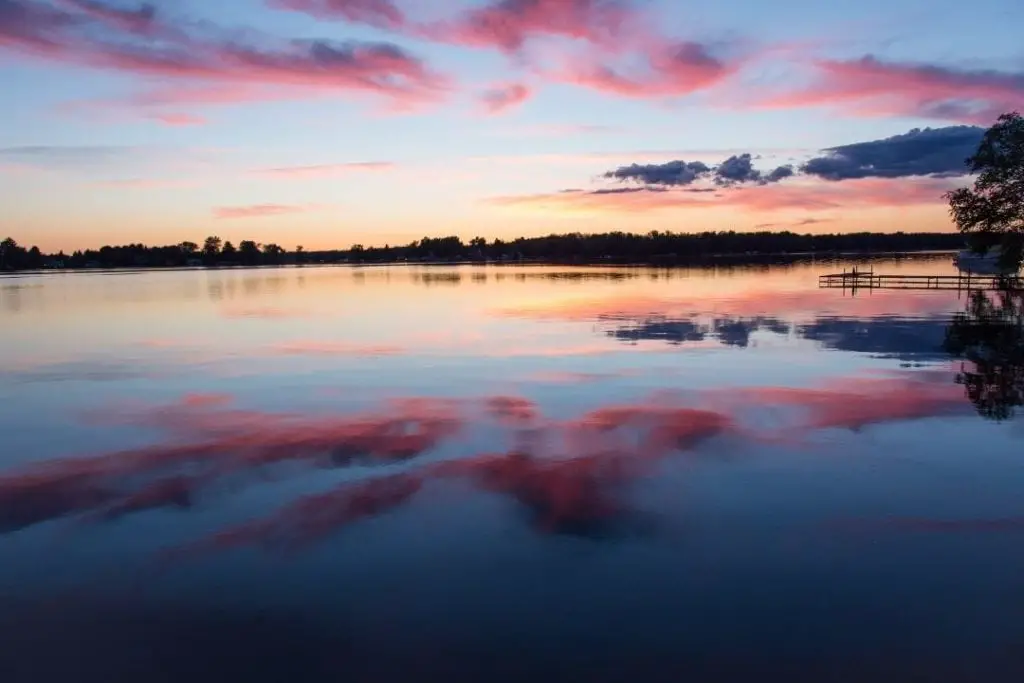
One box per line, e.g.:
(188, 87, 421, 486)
(1, 230, 966, 272)
(1, 249, 955, 277)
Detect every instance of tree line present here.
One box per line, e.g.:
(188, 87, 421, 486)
(0, 231, 969, 271)
(0, 236, 291, 270)
(343, 231, 966, 264)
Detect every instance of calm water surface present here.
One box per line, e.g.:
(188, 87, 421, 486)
(2, 256, 1023, 681)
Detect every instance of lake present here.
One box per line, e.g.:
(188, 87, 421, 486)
(2, 255, 1023, 682)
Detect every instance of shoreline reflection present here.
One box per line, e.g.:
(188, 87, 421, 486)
(945, 289, 1024, 420)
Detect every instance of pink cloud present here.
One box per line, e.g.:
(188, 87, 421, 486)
(759, 56, 1024, 124)
(268, 0, 735, 102)
(92, 39, 447, 104)
(727, 178, 954, 212)
(442, 453, 633, 533)
(149, 112, 206, 127)
(269, 0, 650, 54)
(213, 204, 307, 220)
(176, 473, 424, 554)
(428, 0, 641, 53)
(0, 393, 466, 532)
(724, 375, 968, 433)
(94, 475, 198, 522)
(0, 1, 75, 56)
(488, 177, 956, 214)
(567, 405, 733, 456)
(0, 0, 451, 110)
(480, 82, 532, 114)
(262, 0, 756, 103)
(555, 41, 740, 98)
(269, 0, 406, 29)
(175, 400, 736, 550)
(253, 161, 396, 179)
(485, 396, 540, 425)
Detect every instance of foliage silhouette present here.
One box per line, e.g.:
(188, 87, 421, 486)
(203, 236, 223, 261)
(238, 240, 261, 266)
(946, 112, 1024, 268)
(0, 238, 43, 270)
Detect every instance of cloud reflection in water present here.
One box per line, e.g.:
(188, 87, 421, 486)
(0, 367, 989, 552)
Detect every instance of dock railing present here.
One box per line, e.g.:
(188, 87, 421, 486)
(819, 266, 1023, 291)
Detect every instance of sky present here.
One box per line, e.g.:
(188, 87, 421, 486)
(0, 0, 1022, 252)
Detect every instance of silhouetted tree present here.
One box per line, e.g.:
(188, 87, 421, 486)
(203, 236, 223, 261)
(0, 238, 40, 270)
(262, 243, 284, 265)
(179, 241, 199, 257)
(238, 240, 261, 266)
(221, 240, 237, 261)
(1, 237, 18, 269)
(946, 112, 1024, 268)
(416, 236, 464, 260)
(944, 288, 1024, 420)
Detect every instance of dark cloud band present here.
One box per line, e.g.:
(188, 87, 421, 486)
(800, 125, 984, 181)
(601, 125, 983, 191)
(604, 155, 794, 188)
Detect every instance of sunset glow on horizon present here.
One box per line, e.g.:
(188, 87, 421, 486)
(2, 0, 1023, 252)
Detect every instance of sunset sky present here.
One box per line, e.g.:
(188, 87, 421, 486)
(1, 0, 1022, 252)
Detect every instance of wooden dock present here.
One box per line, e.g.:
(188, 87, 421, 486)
(819, 267, 1024, 291)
